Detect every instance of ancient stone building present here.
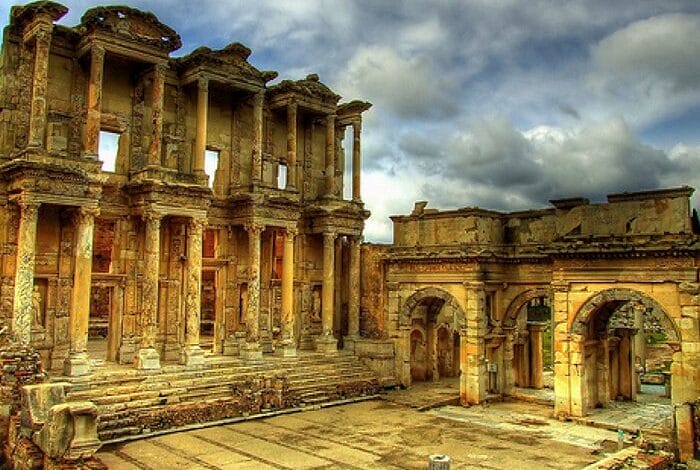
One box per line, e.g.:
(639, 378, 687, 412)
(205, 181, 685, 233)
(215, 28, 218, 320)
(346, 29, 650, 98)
(1, 1, 699, 466)
(361, 187, 700, 461)
(0, 2, 371, 374)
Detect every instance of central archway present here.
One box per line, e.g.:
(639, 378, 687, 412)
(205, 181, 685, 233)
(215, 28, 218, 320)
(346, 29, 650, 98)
(400, 287, 467, 386)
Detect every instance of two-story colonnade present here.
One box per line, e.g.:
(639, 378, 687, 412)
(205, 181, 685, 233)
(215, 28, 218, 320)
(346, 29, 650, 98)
(0, 2, 371, 375)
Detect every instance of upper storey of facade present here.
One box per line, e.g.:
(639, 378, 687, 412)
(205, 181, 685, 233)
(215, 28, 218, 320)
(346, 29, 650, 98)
(390, 187, 700, 259)
(0, 2, 371, 219)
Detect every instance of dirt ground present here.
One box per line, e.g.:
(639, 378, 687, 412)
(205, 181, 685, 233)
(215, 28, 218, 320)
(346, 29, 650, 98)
(98, 399, 612, 469)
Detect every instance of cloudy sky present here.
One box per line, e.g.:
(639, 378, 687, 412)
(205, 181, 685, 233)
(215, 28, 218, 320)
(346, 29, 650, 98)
(3, 1, 700, 242)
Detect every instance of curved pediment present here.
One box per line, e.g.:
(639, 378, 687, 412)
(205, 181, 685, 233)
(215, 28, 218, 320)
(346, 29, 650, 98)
(178, 43, 276, 89)
(80, 5, 181, 53)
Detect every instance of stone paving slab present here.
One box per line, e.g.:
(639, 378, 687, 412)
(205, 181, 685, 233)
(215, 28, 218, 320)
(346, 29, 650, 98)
(98, 400, 608, 469)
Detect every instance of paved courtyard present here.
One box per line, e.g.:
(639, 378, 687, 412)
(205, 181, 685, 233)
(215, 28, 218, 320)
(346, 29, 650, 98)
(98, 399, 616, 469)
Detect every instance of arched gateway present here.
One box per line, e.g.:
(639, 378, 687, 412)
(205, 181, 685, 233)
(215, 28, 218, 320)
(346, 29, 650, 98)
(400, 288, 466, 384)
(555, 287, 692, 418)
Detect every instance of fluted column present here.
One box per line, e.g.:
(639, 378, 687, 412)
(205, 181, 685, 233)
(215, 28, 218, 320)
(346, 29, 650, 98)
(286, 102, 298, 190)
(27, 26, 52, 149)
(12, 201, 40, 345)
(324, 114, 336, 197)
(277, 227, 297, 356)
(528, 322, 547, 389)
(317, 231, 337, 353)
(193, 77, 208, 175)
(147, 63, 166, 166)
(182, 218, 205, 367)
(83, 46, 105, 158)
(351, 121, 362, 201)
(63, 207, 98, 376)
(136, 212, 161, 370)
(251, 91, 264, 184)
(243, 223, 263, 361)
(347, 236, 361, 339)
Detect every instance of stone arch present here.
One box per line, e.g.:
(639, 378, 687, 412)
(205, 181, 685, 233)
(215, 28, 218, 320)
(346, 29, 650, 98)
(400, 287, 466, 328)
(503, 287, 552, 328)
(571, 288, 681, 344)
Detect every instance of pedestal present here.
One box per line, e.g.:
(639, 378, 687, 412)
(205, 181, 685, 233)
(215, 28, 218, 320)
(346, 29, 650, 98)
(62, 352, 90, 377)
(135, 347, 160, 371)
(241, 342, 263, 362)
(275, 340, 297, 357)
(181, 345, 205, 368)
(316, 334, 337, 354)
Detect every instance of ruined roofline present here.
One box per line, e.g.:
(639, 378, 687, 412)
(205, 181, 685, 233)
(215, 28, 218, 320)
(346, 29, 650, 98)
(392, 186, 696, 222)
(606, 186, 694, 203)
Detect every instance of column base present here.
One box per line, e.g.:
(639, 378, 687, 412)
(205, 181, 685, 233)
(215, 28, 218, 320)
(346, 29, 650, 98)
(343, 334, 359, 353)
(181, 345, 205, 368)
(63, 352, 91, 377)
(315, 334, 337, 354)
(135, 347, 161, 371)
(241, 342, 263, 362)
(275, 342, 297, 357)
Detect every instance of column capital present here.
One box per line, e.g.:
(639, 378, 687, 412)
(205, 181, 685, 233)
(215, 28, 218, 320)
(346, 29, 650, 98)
(197, 76, 209, 91)
(188, 216, 206, 232)
(244, 222, 265, 236)
(17, 200, 40, 218)
(287, 100, 298, 113)
(285, 226, 299, 238)
(326, 113, 336, 124)
(74, 206, 99, 225)
(90, 44, 106, 61)
(253, 89, 265, 105)
(352, 119, 362, 133)
(142, 211, 161, 227)
(348, 235, 364, 245)
(153, 62, 168, 75)
(323, 231, 337, 244)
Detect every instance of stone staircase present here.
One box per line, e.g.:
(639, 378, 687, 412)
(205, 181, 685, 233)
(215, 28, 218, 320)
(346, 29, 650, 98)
(51, 352, 383, 443)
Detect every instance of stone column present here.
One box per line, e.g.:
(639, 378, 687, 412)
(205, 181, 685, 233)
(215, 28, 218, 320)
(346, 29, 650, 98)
(324, 114, 336, 197)
(147, 63, 166, 167)
(243, 223, 263, 361)
(277, 227, 297, 357)
(83, 46, 105, 158)
(286, 101, 297, 190)
(317, 231, 337, 353)
(182, 218, 205, 367)
(28, 26, 52, 149)
(461, 281, 487, 405)
(346, 236, 361, 340)
(351, 121, 362, 201)
(193, 77, 208, 175)
(64, 207, 98, 376)
(528, 322, 547, 389)
(251, 91, 264, 184)
(136, 212, 161, 370)
(503, 328, 516, 395)
(12, 201, 40, 345)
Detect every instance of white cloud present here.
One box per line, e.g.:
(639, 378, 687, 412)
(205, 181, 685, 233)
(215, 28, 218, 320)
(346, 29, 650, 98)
(335, 45, 459, 120)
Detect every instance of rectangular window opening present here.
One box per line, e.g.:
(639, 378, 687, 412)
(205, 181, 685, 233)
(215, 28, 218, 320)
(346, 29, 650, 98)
(98, 130, 120, 173)
(277, 163, 288, 190)
(204, 150, 220, 188)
